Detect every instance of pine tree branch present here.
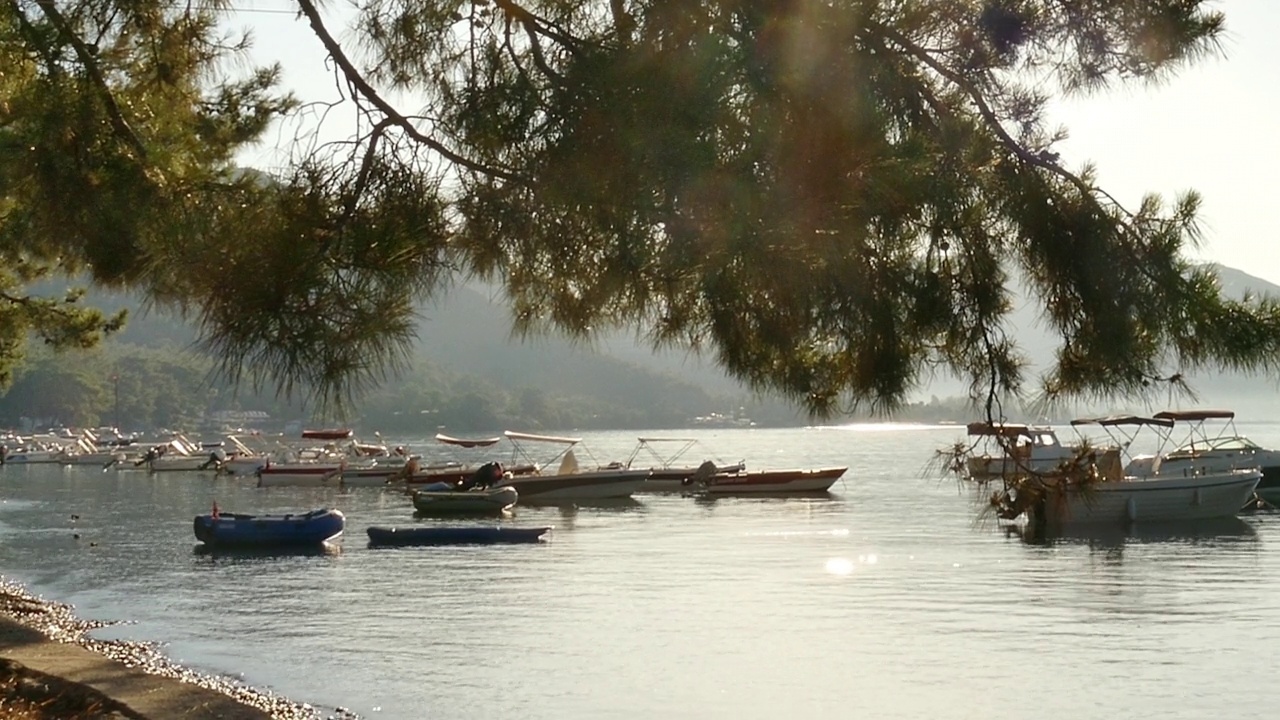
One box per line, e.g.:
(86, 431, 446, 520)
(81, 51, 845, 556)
(32, 0, 148, 160)
(294, 0, 521, 183)
(867, 20, 1133, 218)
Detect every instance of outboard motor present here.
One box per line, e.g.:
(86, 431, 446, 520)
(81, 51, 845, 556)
(459, 461, 503, 491)
(199, 448, 228, 471)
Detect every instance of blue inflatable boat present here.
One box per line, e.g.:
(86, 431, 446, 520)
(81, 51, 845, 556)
(366, 525, 551, 547)
(193, 508, 345, 548)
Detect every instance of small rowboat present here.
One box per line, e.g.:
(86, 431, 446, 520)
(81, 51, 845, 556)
(193, 508, 345, 548)
(365, 525, 552, 546)
(411, 486, 519, 515)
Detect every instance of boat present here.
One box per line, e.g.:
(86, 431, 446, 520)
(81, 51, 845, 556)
(379, 434, 536, 488)
(365, 525, 552, 546)
(60, 432, 129, 467)
(135, 436, 226, 473)
(494, 431, 650, 501)
(192, 507, 346, 548)
(399, 461, 539, 487)
(696, 466, 848, 495)
(256, 461, 345, 487)
(412, 486, 519, 515)
(963, 422, 1080, 480)
(339, 460, 417, 488)
(624, 437, 746, 492)
(1121, 409, 1280, 504)
(1, 444, 71, 464)
(993, 415, 1263, 526)
(434, 433, 501, 448)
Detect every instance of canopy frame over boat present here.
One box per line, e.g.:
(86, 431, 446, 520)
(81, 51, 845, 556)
(1069, 414, 1176, 455)
(1150, 409, 1257, 459)
(503, 430, 603, 473)
(624, 437, 745, 474)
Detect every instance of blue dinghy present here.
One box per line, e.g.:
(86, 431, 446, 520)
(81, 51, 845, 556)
(193, 508, 345, 548)
(366, 525, 551, 547)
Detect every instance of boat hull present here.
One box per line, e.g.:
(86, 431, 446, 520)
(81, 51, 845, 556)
(366, 525, 551, 546)
(412, 486, 518, 515)
(3, 452, 68, 464)
(222, 456, 269, 477)
(397, 463, 539, 487)
(146, 455, 223, 472)
(63, 451, 128, 466)
(638, 463, 748, 493)
(257, 464, 344, 487)
(496, 469, 650, 501)
(193, 508, 345, 548)
(1040, 470, 1260, 526)
(340, 463, 413, 488)
(700, 467, 848, 495)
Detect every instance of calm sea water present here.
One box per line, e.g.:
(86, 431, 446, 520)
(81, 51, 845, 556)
(3, 423, 1280, 720)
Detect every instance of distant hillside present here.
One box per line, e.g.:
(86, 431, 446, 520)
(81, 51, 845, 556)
(17, 262, 1280, 425)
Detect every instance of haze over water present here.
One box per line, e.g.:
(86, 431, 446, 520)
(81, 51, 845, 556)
(1, 423, 1277, 719)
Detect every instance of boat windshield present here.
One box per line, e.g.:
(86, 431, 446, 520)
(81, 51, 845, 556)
(1031, 432, 1061, 448)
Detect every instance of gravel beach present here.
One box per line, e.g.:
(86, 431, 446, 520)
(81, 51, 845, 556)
(0, 577, 357, 719)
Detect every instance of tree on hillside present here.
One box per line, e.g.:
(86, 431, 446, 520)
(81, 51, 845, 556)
(4, 0, 1280, 416)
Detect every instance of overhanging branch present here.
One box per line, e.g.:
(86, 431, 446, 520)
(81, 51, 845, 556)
(295, 0, 522, 184)
(32, 0, 148, 159)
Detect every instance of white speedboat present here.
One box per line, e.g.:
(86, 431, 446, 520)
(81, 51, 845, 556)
(1010, 415, 1264, 526)
(2, 446, 69, 464)
(1122, 409, 1280, 504)
(339, 457, 415, 487)
(964, 422, 1080, 480)
(1035, 469, 1261, 525)
(493, 431, 650, 501)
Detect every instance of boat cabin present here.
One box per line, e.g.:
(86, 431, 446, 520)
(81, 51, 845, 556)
(964, 422, 1078, 479)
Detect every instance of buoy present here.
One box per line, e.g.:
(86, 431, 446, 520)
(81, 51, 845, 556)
(1126, 497, 1138, 522)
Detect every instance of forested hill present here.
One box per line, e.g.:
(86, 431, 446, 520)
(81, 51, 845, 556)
(8, 263, 1280, 432)
(8, 279, 797, 432)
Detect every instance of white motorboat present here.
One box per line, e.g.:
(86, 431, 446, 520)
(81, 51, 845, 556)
(338, 457, 415, 487)
(964, 422, 1080, 480)
(2, 446, 70, 464)
(1005, 415, 1264, 526)
(1121, 409, 1280, 504)
(493, 431, 650, 501)
(1037, 469, 1261, 524)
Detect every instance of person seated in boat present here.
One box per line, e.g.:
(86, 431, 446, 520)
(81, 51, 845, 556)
(457, 461, 504, 491)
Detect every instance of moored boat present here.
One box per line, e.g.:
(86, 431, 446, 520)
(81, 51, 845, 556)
(192, 507, 346, 548)
(412, 486, 518, 515)
(964, 422, 1079, 480)
(256, 462, 344, 487)
(1121, 409, 1280, 505)
(493, 431, 650, 501)
(989, 415, 1264, 527)
(1036, 469, 1261, 525)
(625, 437, 746, 492)
(366, 525, 551, 546)
(698, 466, 848, 495)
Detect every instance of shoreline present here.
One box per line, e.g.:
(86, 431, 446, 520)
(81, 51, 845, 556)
(0, 576, 354, 720)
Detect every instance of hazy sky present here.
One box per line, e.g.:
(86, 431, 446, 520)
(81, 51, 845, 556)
(236, 0, 1280, 285)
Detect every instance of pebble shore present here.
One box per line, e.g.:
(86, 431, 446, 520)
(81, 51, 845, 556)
(0, 576, 360, 720)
